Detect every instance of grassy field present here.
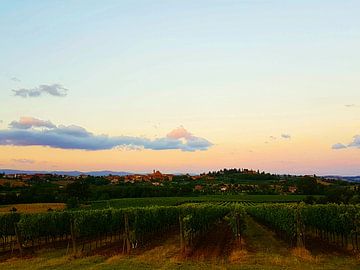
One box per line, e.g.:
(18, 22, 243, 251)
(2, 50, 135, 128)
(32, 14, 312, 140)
(0, 216, 358, 270)
(0, 195, 309, 214)
(0, 203, 65, 213)
(89, 194, 310, 209)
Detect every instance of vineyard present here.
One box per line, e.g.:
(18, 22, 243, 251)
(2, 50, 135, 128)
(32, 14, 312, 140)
(0, 201, 359, 264)
(0, 203, 246, 256)
(89, 194, 310, 209)
(248, 203, 360, 250)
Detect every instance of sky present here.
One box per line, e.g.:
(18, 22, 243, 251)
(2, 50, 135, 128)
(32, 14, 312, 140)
(0, 0, 360, 175)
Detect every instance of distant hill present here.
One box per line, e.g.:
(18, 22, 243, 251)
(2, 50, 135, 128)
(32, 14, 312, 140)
(0, 169, 132, 177)
(324, 175, 360, 183)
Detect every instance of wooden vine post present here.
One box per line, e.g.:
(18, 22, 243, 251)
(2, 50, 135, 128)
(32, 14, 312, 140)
(123, 213, 131, 254)
(70, 219, 77, 255)
(179, 214, 185, 253)
(14, 224, 23, 257)
(296, 206, 305, 248)
(236, 213, 242, 245)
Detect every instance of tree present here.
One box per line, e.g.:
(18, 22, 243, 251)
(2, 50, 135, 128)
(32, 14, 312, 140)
(66, 180, 90, 200)
(66, 197, 80, 209)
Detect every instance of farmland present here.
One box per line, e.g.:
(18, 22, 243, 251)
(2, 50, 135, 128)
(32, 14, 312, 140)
(89, 194, 310, 209)
(0, 203, 65, 213)
(0, 195, 308, 214)
(0, 198, 359, 270)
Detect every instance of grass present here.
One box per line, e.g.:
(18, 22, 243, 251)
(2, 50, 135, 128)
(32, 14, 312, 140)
(2, 250, 358, 270)
(0, 203, 65, 213)
(0, 195, 314, 213)
(0, 194, 308, 214)
(90, 194, 310, 209)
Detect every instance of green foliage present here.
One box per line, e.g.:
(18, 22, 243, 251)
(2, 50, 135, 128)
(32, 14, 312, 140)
(248, 203, 360, 246)
(247, 204, 298, 243)
(66, 180, 90, 200)
(126, 206, 179, 245)
(226, 204, 247, 238)
(73, 209, 117, 238)
(11, 207, 180, 247)
(0, 213, 20, 236)
(179, 204, 229, 248)
(301, 204, 360, 237)
(66, 197, 80, 209)
(4, 200, 358, 253)
(90, 195, 309, 210)
(17, 211, 71, 241)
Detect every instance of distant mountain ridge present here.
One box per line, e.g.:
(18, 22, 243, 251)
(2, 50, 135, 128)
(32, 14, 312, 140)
(323, 175, 360, 182)
(0, 169, 132, 177)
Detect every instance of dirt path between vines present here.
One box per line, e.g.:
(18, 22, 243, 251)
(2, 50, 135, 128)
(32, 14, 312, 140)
(187, 220, 234, 261)
(244, 216, 289, 256)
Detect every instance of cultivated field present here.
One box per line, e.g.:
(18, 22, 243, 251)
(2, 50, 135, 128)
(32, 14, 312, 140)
(0, 215, 359, 270)
(0, 203, 65, 213)
(89, 194, 310, 209)
(0, 197, 358, 269)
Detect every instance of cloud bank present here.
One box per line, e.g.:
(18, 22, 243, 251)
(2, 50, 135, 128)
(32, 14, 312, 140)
(332, 135, 360, 150)
(0, 118, 212, 152)
(12, 84, 68, 98)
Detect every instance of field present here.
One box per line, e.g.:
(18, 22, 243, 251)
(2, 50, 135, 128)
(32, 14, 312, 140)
(0, 197, 358, 270)
(0, 195, 309, 214)
(89, 194, 310, 209)
(0, 203, 65, 213)
(0, 215, 359, 270)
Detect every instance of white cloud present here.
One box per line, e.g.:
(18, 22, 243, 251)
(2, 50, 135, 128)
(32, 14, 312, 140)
(332, 143, 347, 150)
(348, 135, 360, 148)
(12, 84, 68, 98)
(332, 135, 360, 150)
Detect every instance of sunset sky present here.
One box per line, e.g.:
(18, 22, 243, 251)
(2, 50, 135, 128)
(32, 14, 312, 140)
(1, 1, 360, 175)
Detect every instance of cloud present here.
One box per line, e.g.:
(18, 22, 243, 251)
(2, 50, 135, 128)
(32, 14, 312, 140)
(166, 126, 213, 151)
(12, 159, 35, 164)
(9, 117, 56, 129)
(167, 126, 193, 139)
(345, 104, 357, 108)
(332, 143, 347, 150)
(11, 77, 21, 82)
(281, 134, 291, 139)
(348, 135, 360, 148)
(0, 119, 212, 152)
(266, 134, 291, 144)
(332, 135, 360, 150)
(12, 84, 68, 98)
